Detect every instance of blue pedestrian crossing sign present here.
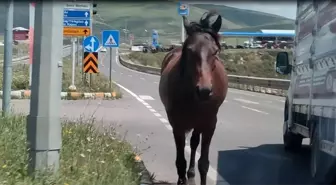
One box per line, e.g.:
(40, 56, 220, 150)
(102, 30, 120, 48)
(83, 36, 100, 52)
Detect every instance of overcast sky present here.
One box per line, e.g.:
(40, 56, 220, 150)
(191, 2, 297, 19)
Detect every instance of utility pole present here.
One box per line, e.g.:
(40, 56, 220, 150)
(2, 0, 14, 116)
(29, 2, 35, 88)
(26, 1, 63, 174)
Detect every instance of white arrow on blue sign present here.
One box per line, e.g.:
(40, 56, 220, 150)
(83, 36, 100, 52)
(63, 10, 90, 18)
(102, 30, 120, 48)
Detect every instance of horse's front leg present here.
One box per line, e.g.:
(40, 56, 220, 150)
(198, 126, 215, 185)
(173, 128, 187, 185)
(187, 130, 200, 179)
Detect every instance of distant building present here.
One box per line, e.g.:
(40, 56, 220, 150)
(13, 27, 29, 41)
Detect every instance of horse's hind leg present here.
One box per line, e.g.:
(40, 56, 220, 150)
(198, 127, 215, 185)
(187, 130, 200, 179)
(173, 129, 187, 185)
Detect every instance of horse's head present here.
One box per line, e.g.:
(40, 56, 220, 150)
(181, 11, 222, 101)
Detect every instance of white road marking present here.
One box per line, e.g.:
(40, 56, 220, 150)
(128, 74, 132, 77)
(241, 106, 269, 115)
(139, 95, 155, 100)
(165, 124, 173, 130)
(159, 118, 169, 123)
(277, 99, 285, 103)
(234, 98, 259, 105)
(143, 102, 149, 106)
(146, 105, 152, 109)
(154, 113, 162, 117)
(112, 69, 116, 72)
(140, 77, 146, 81)
(113, 81, 221, 184)
(154, 81, 159, 84)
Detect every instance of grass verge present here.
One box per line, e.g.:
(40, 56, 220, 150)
(0, 113, 141, 185)
(0, 52, 122, 97)
(127, 50, 293, 79)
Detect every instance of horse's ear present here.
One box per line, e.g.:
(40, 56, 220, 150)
(210, 14, 222, 33)
(182, 16, 193, 36)
(200, 11, 222, 33)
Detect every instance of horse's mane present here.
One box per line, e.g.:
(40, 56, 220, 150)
(183, 10, 222, 51)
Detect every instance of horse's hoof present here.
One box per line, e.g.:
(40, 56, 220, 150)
(177, 178, 187, 185)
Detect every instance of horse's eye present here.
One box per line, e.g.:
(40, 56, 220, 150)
(213, 50, 219, 56)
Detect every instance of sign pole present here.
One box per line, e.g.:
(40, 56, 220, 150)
(178, 2, 189, 43)
(2, 0, 14, 115)
(26, 0, 63, 174)
(69, 37, 77, 91)
(109, 47, 112, 90)
(28, 2, 35, 88)
(181, 18, 185, 43)
(101, 30, 119, 91)
(76, 36, 80, 66)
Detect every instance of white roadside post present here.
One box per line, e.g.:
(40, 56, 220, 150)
(69, 37, 77, 91)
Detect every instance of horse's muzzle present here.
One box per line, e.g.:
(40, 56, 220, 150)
(196, 85, 212, 101)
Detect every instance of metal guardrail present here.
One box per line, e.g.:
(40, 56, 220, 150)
(0, 45, 72, 63)
(118, 55, 291, 97)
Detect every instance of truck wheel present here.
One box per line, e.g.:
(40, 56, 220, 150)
(283, 121, 303, 151)
(311, 124, 320, 178)
(283, 101, 303, 151)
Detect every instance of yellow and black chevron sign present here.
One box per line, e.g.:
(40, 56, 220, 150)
(83, 52, 99, 73)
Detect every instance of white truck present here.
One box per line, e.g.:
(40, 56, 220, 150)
(275, 1, 336, 183)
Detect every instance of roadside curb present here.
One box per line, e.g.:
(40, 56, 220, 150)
(134, 155, 154, 185)
(118, 55, 287, 97)
(0, 90, 120, 100)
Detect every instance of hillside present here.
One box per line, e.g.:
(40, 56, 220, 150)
(0, 2, 294, 44)
(93, 2, 295, 42)
(192, 4, 294, 28)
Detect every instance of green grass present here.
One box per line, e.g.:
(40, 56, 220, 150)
(127, 50, 292, 79)
(0, 113, 141, 185)
(0, 52, 122, 95)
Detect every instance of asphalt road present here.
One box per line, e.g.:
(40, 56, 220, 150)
(98, 50, 316, 185)
(5, 48, 315, 185)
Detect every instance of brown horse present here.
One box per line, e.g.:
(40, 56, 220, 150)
(158, 12, 229, 185)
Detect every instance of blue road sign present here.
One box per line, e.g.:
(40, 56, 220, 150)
(64, 10, 91, 19)
(83, 36, 100, 52)
(63, 19, 90, 27)
(177, 2, 189, 16)
(152, 29, 159, 47)
(102, 30, 120, 48)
